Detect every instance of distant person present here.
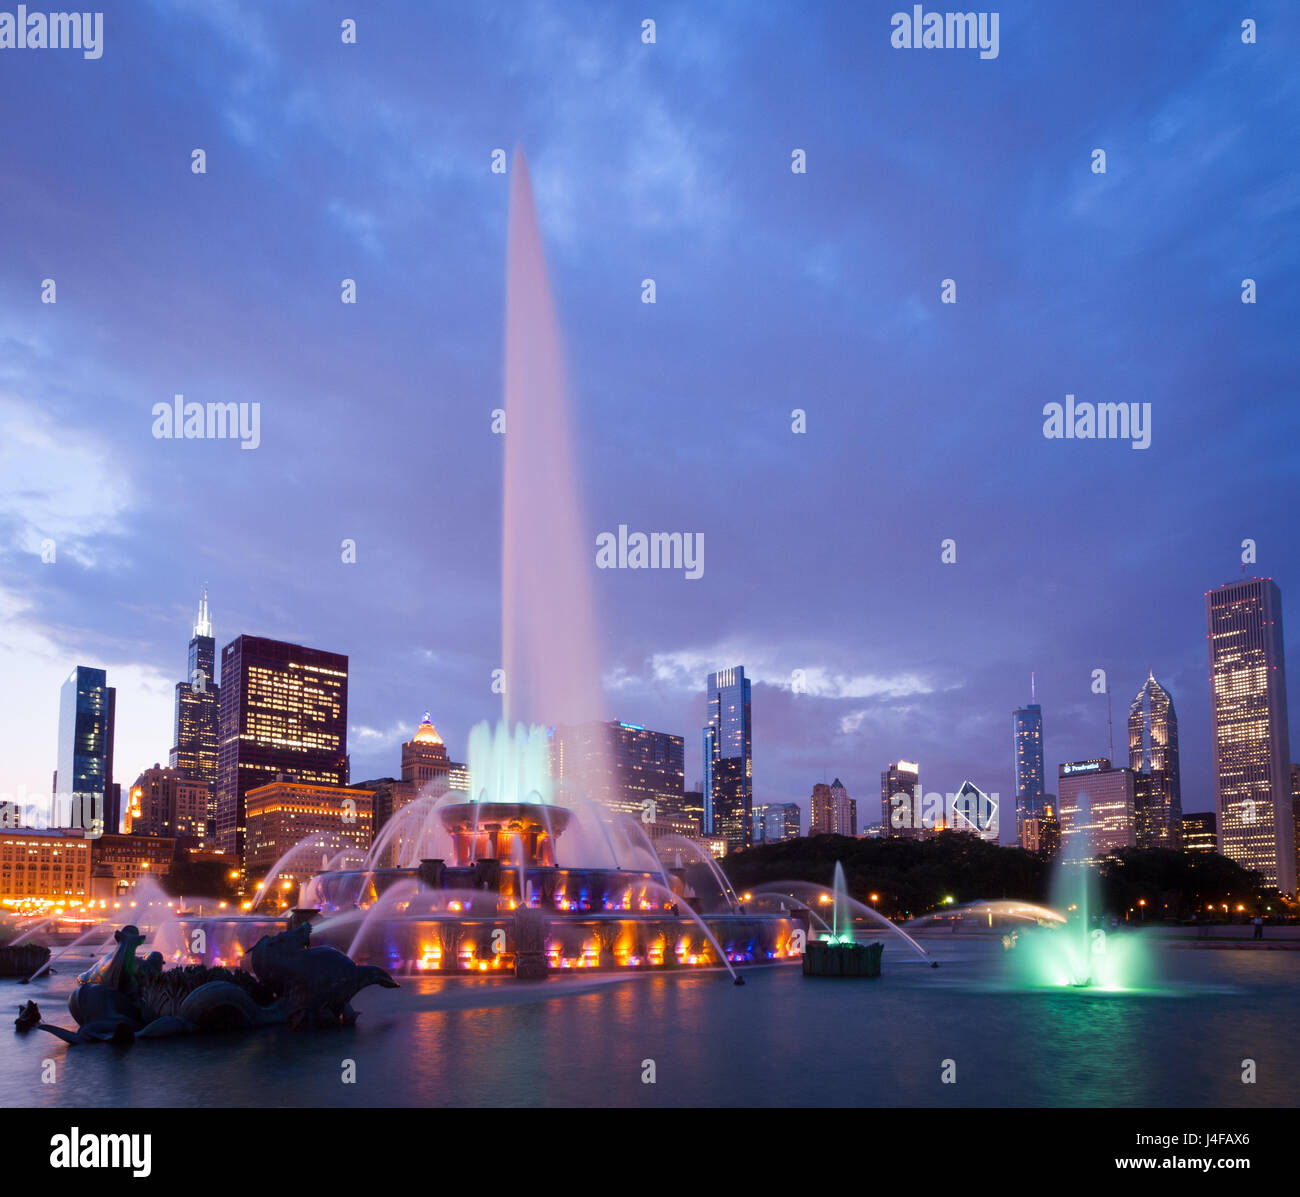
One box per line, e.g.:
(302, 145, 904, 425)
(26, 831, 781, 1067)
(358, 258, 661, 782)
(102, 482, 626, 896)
(1253, 915, 1264, 940)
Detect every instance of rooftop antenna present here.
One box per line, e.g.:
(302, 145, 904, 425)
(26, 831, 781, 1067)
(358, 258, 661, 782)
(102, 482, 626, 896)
(1106, 687, 1115, 763)
(1030, 670, 1037, 703)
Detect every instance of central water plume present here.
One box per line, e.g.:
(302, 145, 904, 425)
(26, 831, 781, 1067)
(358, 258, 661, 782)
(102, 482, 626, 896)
(501, 147, 605, 740)
(467, 720, 553, 807)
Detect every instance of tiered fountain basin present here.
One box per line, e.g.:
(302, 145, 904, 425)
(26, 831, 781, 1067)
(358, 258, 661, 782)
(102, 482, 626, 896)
(170, 883, 801, 977)
(168, 793, 803, 977)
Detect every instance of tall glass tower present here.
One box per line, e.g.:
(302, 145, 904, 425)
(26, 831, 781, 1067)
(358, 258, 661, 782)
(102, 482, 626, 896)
(703, 666, 752, 851)
(53, 665, 116, 835)
(170, 589, 220, 829)
(1128, 670, 1182, 848)
(1206, 578, 1295, 893)
(1013, 676, 1045, 840)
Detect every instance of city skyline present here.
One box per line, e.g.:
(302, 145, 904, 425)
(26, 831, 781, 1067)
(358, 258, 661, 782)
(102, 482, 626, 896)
(20, 571, 1300, 845)
(1, 2, 1297, 834)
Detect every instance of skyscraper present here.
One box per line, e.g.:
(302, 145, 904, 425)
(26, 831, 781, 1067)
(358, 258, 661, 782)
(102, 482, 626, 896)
(1013, 679, 1045, 840)
(1181, 811, 1217, 854)
(950, 780, 999, 842)
(881, 760, 921, 838)
(830, 778, 855, 836)
(245, 779, 374, 902)
(703, 667, 752, 852)
(215, 636, 349, 870)
(358, 714, 461, 845)
(553, 720, 686, 823)
(1128, 670, 1182, 848)
(752, 802, 801, 844)
(1022, 801, 1061, 860)
(53, 666, 117, 835)
(809, 782, 833, 835)
(127, 764, 209, 840)
(170, 589, 220, 830)
(1058, 759, 1135, 862)
(402, 714, 451, 796)
(1206, 578, 1296, 893)
(811, 779, 854, 836)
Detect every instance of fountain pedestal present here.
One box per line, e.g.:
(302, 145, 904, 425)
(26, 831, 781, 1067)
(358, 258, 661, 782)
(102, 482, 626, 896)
(513, 908, 549, 980)
(417, 859, 445, 890)
(803, 940, 883, 978)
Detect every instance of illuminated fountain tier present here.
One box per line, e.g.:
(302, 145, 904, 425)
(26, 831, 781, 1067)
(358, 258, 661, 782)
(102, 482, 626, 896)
(166, 721, 804, 980)
(438, 800, 569, 869)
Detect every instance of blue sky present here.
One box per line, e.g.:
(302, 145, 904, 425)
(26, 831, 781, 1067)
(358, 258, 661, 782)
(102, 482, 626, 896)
(1, 0, 1297, 831)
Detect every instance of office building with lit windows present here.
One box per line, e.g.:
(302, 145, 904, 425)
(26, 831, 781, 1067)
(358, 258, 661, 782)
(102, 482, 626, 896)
(1128, 670, 1182, 848)
(1293, 763, 1300, 885)
(881, 761, 921, 839)
(1058, 759, 1135, 862)
(90, 832, 177, 900)
(1181, 811, 1217, 854)
(127, 764, 209, 841)
(552, 719, 686, 824)
(810, 782, 832, 834)
(52, 665, 118, 836)
(244, 780, 374, 901)
(703, 667, 752, 852)
(170, 590, 220, 830)
(753, 802, 801, 844)
(1206, 578, 1296, 893)
(810, 780, 854, 836)
(0, 830, 92, 904)
(1013, 693, 1045, 837)
(678, 789, 704, 835)
(215, 636, 349, 870)
(1021, 800, 1061, 859)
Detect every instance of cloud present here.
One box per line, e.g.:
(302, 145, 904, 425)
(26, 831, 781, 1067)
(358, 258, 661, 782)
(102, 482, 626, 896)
(0, 585, 173, 812)
(327, 200, 384, 257)
(607, 645, 934, 702)
(0, 394, 135, 568)
(350, 721, 413, 751)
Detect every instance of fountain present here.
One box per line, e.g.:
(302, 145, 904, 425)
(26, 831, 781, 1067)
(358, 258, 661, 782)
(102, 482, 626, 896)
(1005, 846, 1150, 992)
(799, 863, 886, 978)
(752, 874, 933, 964)
(13, 151, 804, 990)
(204, 718, 796, 978)
(271, 152, 798, 980)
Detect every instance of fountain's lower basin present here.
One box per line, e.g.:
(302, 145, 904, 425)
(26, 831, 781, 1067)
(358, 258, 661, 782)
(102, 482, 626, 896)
(164, 866, 805, 976)
(168, 911, 803, 975)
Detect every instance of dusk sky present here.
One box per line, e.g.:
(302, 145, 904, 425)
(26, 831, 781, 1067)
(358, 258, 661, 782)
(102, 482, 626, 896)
(1, 0, 1297, 833)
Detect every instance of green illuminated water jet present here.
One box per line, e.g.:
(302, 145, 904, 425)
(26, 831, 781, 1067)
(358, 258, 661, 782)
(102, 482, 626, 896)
(1009, 852, 1150, 993)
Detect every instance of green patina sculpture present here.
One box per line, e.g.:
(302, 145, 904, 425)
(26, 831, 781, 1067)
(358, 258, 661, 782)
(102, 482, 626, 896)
(21, 922, 397, 1045)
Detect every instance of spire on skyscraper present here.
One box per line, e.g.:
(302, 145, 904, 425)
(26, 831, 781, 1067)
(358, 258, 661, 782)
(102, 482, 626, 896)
(194, 585, 212, 639)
